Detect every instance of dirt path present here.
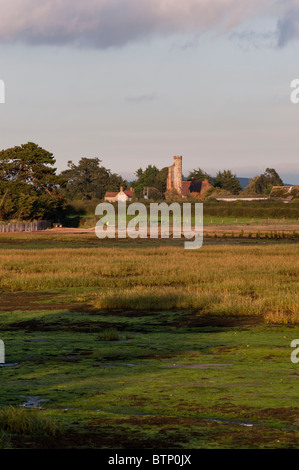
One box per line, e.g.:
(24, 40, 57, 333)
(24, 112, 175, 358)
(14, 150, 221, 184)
(37, 223, 299, 235)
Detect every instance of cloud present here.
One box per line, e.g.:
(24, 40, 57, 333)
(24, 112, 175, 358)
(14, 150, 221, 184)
(125, 93, 157, 103)
(230, 30, 278, 51)
(276, 1, 299, 47)
(0, 0, 275, 48)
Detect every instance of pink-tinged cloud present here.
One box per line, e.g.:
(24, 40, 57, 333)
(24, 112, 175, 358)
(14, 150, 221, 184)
(0, 0, 290, 48)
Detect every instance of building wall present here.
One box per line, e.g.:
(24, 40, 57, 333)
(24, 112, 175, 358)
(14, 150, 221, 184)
(117, 192, 128, 202)
(167, 156, 182, 194)
(105, 196, 117, 202)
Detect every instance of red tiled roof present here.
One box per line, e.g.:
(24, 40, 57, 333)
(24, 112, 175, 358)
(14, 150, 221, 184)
(105, 190, 134, 198)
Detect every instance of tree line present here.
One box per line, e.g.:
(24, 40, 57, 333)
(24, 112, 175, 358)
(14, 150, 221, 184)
(132, 166, 284, 199)
(0, 142, 288, 221)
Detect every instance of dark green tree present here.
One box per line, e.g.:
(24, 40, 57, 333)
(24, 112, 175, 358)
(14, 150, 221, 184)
(187, 168, 214, 184)
(214, 170, 242, 195)
(132, 165, 160, 197)
(243, 176, 259, 195)
(154, 167, 169, 194)
(0, 142, 66, 220)
(253, 168, 283, 194)
(0, 141, 63, 187)
(61, 157, 125, 200)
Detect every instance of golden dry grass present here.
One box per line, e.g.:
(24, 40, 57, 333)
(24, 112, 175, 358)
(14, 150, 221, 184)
(0, 407, 57, 437)
(0, 244, 298, 323)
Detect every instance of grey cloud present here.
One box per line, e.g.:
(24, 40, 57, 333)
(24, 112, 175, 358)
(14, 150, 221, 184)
(125, 93, 157, 103)
(0, 0, 274, 49)
(171, 36, 201, 52)
(230, 30, 278, 50)
(275, 0, 299, 47)
(277, 10, 299, 47)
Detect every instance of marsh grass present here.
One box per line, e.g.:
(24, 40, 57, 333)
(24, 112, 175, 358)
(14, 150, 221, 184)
(0, 242, 298, 323)
(0, 407, 58, 437)
(0, 235, 298, 449)
(0, 430, 11, 449)
(97, 328, 122, 341)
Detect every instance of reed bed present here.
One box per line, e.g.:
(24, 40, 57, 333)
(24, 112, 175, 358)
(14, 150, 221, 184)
(0, 407, 57, 437)
(0, 244, 298, 323)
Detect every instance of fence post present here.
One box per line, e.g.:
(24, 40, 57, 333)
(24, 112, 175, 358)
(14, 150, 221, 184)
(0, 220, 51, 233)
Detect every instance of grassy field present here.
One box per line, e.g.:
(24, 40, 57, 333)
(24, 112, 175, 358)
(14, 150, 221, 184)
(72, 214, 299, 229)
(0, 234, 298, 449)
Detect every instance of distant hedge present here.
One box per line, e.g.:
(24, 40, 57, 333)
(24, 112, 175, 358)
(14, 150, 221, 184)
(201, 199, 299, 219)
(110, 199, 299, 220)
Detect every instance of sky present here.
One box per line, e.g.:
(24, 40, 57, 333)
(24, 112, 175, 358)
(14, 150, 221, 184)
(0, 0, 299, 183)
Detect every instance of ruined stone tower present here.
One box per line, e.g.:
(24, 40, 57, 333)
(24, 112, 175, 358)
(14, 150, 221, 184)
(167, 156, 182, 194)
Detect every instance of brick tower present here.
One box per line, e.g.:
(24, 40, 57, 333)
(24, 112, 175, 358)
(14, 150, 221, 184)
(167, 156, 182, 194)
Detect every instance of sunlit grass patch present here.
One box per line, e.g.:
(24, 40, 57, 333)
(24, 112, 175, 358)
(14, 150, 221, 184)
(264, 311, 298, 325)
(93, 287, 221, 311)
(92, 286, 298, 323)
(97, 328, 122, 341)
(0, 407, 58, 437)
